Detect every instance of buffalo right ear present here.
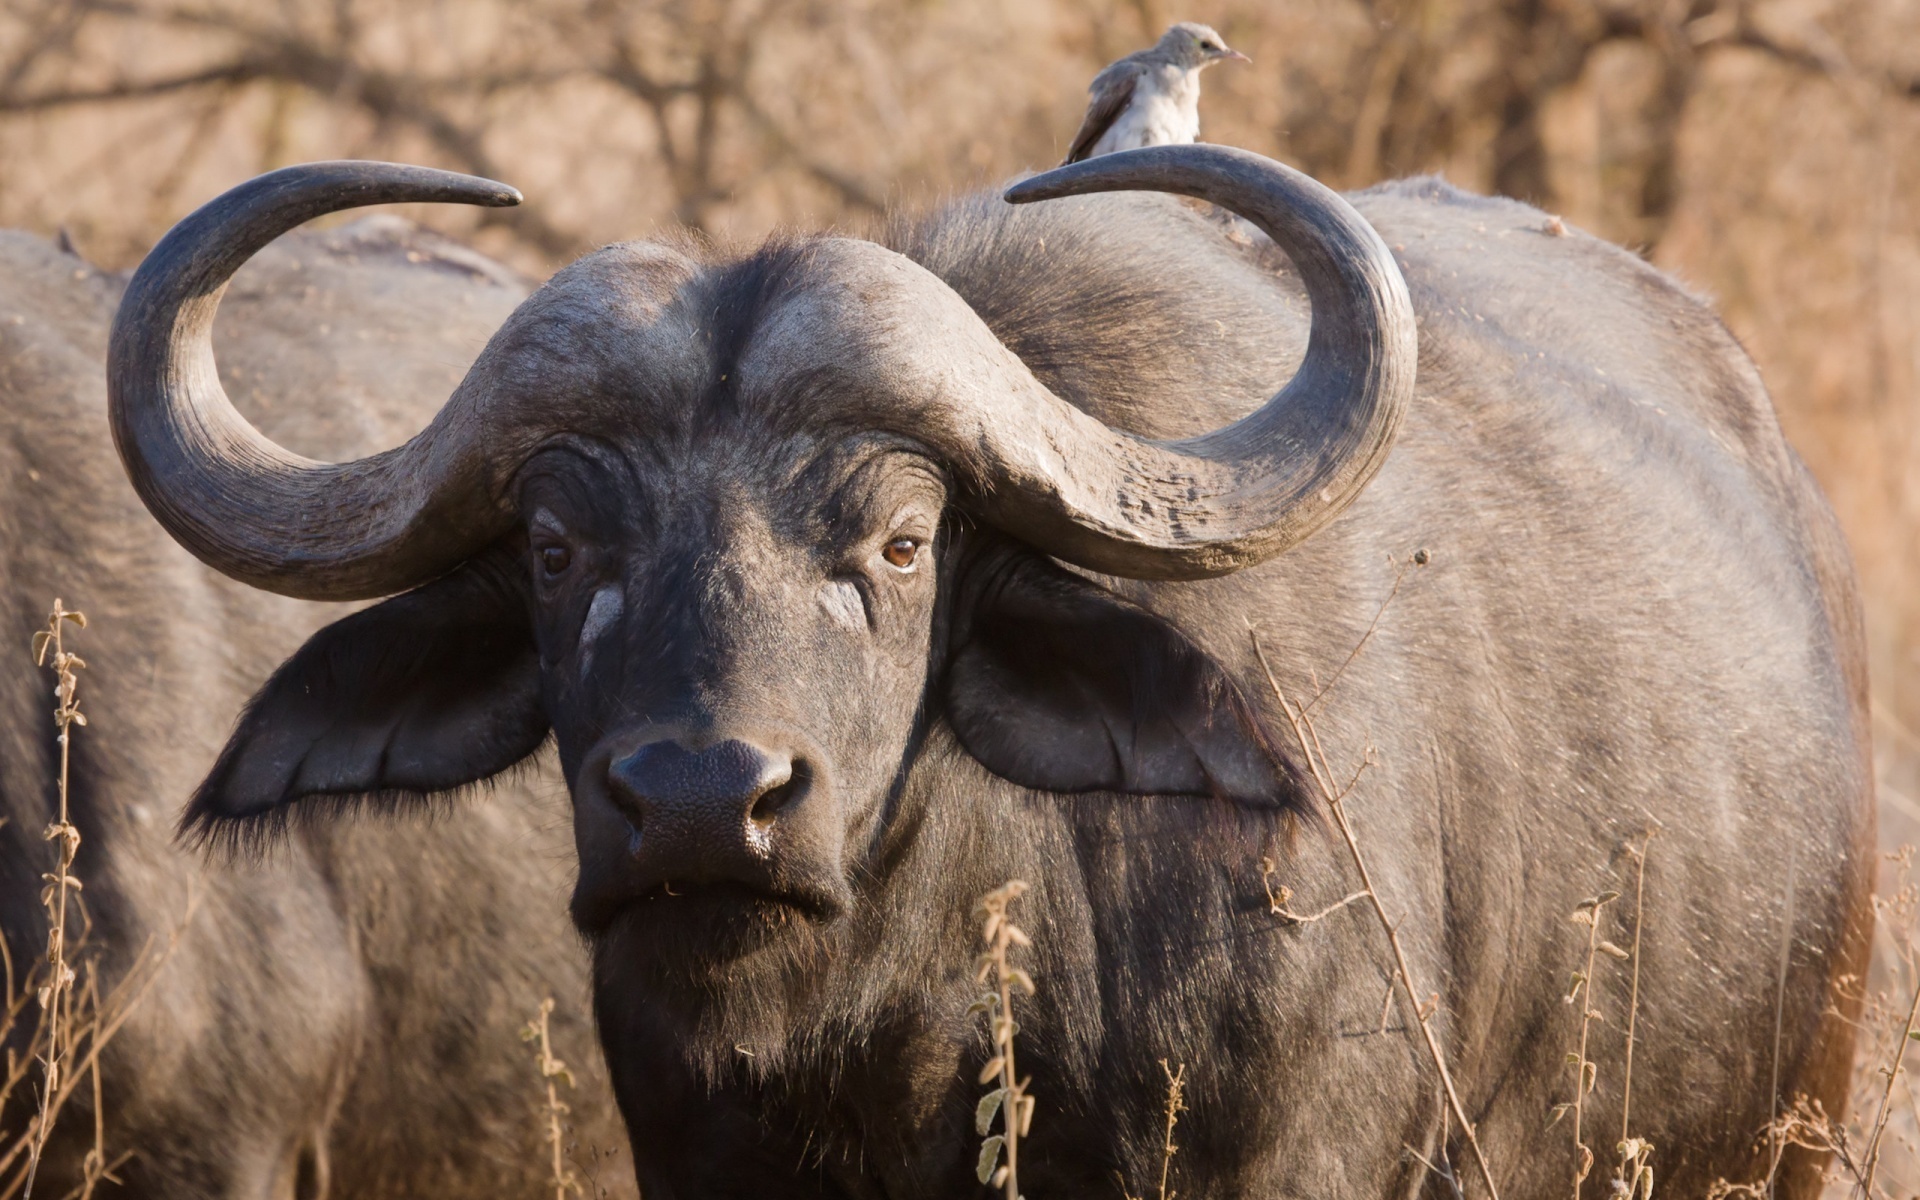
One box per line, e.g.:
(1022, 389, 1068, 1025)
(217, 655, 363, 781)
(939, 532, 1300, 808)
(183, 547, 548, 846)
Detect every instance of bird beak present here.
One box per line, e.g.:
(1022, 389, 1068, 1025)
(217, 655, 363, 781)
(1223, 49, 1251, 64)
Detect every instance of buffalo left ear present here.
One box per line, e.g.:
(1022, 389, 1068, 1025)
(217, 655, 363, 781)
(941, 536, 1299, 806)
(182, 547, 548, 844)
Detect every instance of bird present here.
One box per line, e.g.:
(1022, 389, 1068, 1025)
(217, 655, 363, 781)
(1062, 22, 1250, 166)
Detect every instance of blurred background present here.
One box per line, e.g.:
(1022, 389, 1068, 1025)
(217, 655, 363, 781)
(0, 0, 1917, 1181)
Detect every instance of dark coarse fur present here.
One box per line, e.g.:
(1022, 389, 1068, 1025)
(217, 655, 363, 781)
(0, 218, 635, 1199)
(183, 182, 1872, 1198)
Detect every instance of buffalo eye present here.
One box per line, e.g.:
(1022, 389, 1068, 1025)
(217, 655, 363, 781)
(538, 544, 572, 576)
(882, 538, 920, 571)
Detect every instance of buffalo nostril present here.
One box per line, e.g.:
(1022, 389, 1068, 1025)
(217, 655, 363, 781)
(749, 761, 810, 828)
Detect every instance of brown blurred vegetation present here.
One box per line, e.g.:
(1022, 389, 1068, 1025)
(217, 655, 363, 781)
(1, 0, 1919, 1182)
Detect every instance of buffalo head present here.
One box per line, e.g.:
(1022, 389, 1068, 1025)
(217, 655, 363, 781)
(108, 148, 1414, 969)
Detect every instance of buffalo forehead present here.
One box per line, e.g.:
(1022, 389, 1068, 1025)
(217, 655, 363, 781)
(483, 235, 1018, 488)
(483, 240, 708, 406)
(728, 238, 1052, 440)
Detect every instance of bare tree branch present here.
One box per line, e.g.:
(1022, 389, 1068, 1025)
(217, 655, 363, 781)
(1693, 12, 1920, 98)
(0, 62, 264, 110)
(0, 3, 584, 255)
(737, 93, 886, 213)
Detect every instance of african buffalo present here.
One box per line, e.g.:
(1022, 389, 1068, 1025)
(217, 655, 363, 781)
(108, 148, 1871, 1197)
(0, 218, 632, 1198)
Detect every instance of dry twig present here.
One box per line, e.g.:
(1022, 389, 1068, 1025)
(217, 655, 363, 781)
(521, 998, 580, 1200)
(1857, 968, 1920, 1196)
(1259, 857, 1367, 925)
(1250, 597, 1502, 1199)
(1555, 889, 1619, 1195)
(1614, 831, 1656, 1198)
(22, 601, 86, 1199)
(1705, 1095, 1870, 1198)
(0, 602, 187, 1199)
(1246, 550, 1499, 1197)
(970, 881, 1035, 1200)
(1156, 1060, 1186, 1200)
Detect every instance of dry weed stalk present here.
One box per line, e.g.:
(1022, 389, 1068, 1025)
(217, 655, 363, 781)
(1, 602, 186, 1199)
(1613, 832, 1656, 1199)
(521, 998, 580, 1200)
(1546, 833, 1660, 1200)
(1117, 1059, 1188, 1200)
(970, 880, 1035, 1200)
(1554, 888, 1620, 1194)
(1155, 1060, 1186, 1200)
(1854, 949, 1920, 1198)
(22, 601, 86, 1199)
(1259, 856, 1366, 925)
(0, 922, 183, 1199)
(1248, 550, 1501, 1200)
(1703, 1095, 1869, 1199)
(1707, 847, 1913, 1199)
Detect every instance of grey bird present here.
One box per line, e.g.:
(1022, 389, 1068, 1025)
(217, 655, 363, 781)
(1062, 22, 1249, 165)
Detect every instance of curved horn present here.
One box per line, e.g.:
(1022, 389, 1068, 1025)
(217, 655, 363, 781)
(108, 161, 524, 601)
(972, 144, 1415, 579)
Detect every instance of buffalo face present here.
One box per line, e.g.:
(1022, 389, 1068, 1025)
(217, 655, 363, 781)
(517, 419, 947, 945)
(180, 237, 1303, 976)
(112, 147, 1413, 987)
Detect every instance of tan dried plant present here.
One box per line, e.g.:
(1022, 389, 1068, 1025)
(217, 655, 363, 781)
(1706, 843, 1919, 1198)
(23, 600, 88, 1197)
(1703, 1095, 1869, 1199)
(1543, 829, 1660, 1200)
(1612, 832, 1656, 1200)
(1554, 888, 1620, 1194)
(1249, 548, 1502, 1200)
(970, 880, 1035, 1200)
(521, 997, 581, 1200)
(1119, 1058, 1188, 1200)
(0, 602, 191, 1200)
(1154, 1060, 1186, 1200)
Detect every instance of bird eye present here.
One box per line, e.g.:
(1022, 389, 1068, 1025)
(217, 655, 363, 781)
(881, 538, 919, 570)
(539, 544, 572, 576)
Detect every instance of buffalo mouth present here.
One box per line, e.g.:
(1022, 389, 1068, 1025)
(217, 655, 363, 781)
(571, 869, 847, 944)
(578, 878, 848, 990)
(632, 878, 840, 922)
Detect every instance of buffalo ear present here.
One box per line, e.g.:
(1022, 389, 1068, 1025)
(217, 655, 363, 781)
(183, 547, 548, 846)
(941, 536, 1299, 807)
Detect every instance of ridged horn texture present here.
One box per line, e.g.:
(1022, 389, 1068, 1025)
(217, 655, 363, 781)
(108, 161, 524, 601)
(978, 144, 1417, 579)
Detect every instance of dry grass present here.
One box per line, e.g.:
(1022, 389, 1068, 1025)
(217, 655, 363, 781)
(1613, 836, 1656, 1200)
(971, 880, 1036, 1200)
(1247, 550, 1501, 1200)
(1794, 843, 1920, 1198)
(522, 997, 582, 1200)
(1559, 888, 1621, 1193)
(22, 599, 87, 1198)
(2, 603, 180, 1200)
(1153, 1061, 1186, 1200)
